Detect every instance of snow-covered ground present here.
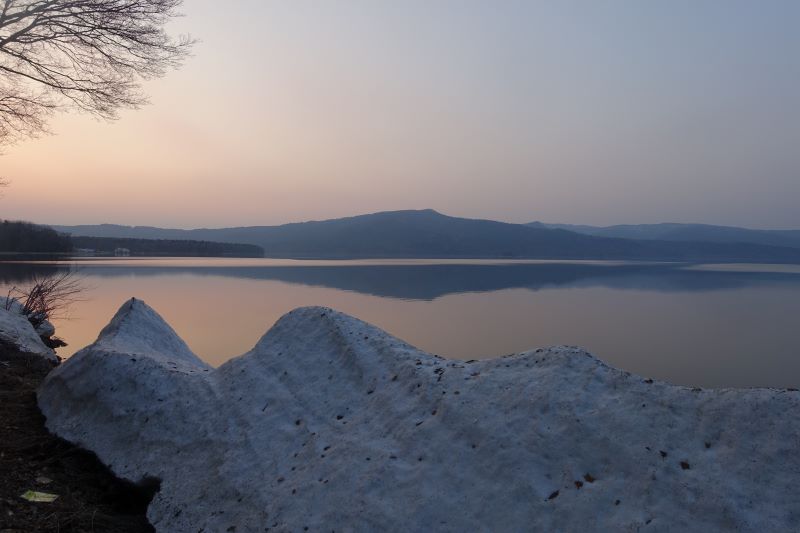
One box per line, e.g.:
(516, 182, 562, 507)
(0, 298, 56, 361)
(39, 299, 800, 532)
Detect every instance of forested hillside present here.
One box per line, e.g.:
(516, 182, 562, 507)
(71, 236, 264, 257)
(0, 221, 72, 254)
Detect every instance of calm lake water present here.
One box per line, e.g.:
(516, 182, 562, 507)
(3, 258, 800, 388)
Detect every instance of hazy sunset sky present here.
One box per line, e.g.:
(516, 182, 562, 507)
(2, 0, 798, 229)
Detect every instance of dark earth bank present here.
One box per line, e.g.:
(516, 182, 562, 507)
(0, 347, 154, 533)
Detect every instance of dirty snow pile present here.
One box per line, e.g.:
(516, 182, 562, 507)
(0, 297, 57, 361)
(39, 299, 800, 532)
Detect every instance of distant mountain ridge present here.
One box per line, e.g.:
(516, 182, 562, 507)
(51, 209, 800, 262)
(528, 221, 800, 249)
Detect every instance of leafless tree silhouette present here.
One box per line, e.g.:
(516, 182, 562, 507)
(0, 0, 194, 145)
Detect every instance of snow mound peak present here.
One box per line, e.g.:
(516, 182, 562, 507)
(39, 299, 800, 532)
(94, 297, 206, 366)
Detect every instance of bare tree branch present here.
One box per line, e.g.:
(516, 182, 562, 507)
(0, 0, 195, 145)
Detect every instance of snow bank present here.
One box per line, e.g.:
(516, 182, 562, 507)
(0, 298, 57, 361)
(35, 319, 56, 339)
(38, 298, 800, 532)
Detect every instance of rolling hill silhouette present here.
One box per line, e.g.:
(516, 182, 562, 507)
(53, 209, 800, 262)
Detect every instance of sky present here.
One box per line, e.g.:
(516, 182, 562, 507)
(1, 0, 798, 229)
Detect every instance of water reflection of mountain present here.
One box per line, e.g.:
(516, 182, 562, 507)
(5, 262, 799, 300)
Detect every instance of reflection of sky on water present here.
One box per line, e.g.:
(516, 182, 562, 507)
(5, 259, 800, 299)
(2, 259, 800, 389)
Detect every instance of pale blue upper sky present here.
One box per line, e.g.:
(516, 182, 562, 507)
(3, 0, 799, 228)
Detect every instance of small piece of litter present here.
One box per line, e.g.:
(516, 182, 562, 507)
(35, 476, 53, 485)
(20, 490, 59, 503)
